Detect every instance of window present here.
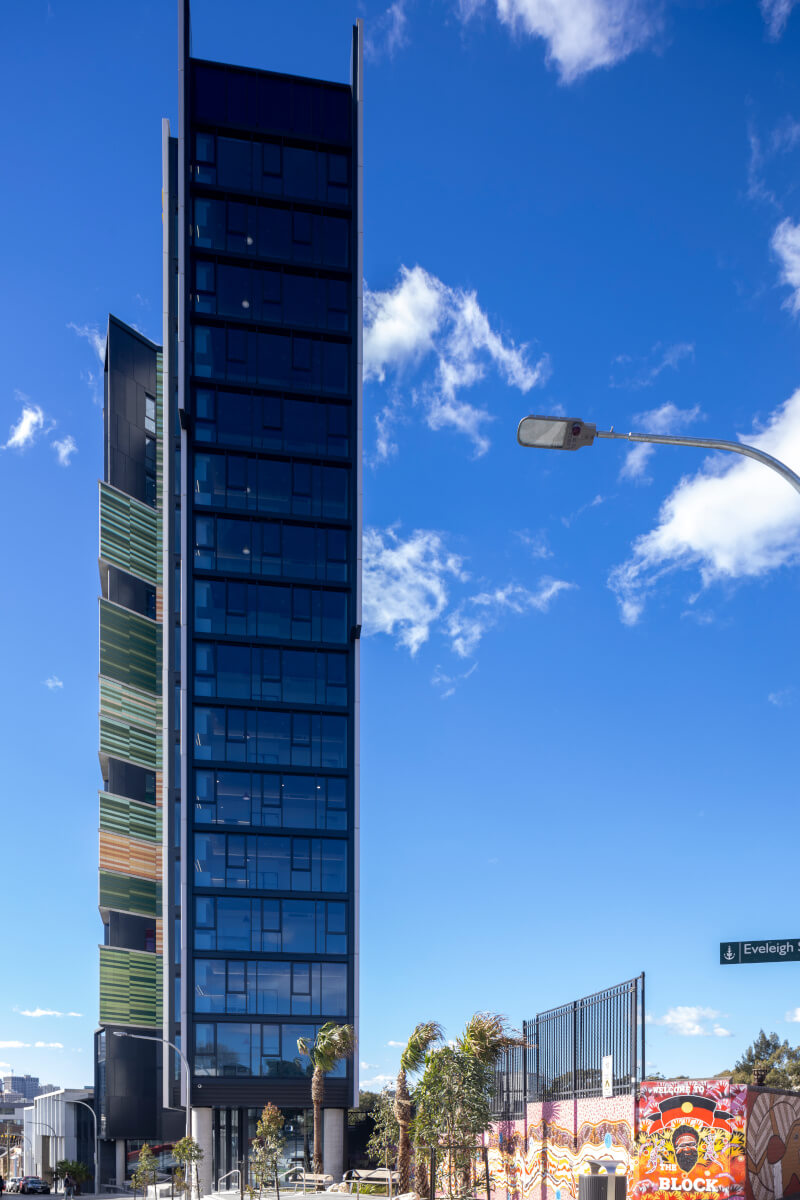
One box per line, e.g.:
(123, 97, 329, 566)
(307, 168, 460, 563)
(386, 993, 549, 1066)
(193, 450, 350, 519)
(192, 389, 350, 457)
(194, 958, 347, 1016)
(194, 1022, 347, 1078)
(193, 516, 350, 583)
(194, 769, 348, 830)
(193, 831, 347, 892)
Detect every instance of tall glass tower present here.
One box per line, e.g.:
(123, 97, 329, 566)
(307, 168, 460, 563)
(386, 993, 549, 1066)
(96, 4, 362, 1186)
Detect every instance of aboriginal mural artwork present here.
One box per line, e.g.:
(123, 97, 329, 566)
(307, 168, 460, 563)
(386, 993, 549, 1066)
(485, 1095, 636, 1200)
(745, 1090, 800, 1200)
(633, 1080, 746, 1200)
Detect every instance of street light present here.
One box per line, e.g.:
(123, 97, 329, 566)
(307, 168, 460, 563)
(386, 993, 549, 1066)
(68, 1101, 98, 1197)
(516, 414, 800, 494)
(112, 1032, 191, 1138)
(30, 1122, 57, 1185)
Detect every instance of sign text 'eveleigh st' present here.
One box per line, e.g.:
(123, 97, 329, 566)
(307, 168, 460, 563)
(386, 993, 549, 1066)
(720, 940, 800, 965)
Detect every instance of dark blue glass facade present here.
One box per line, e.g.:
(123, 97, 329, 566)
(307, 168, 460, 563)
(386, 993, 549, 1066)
(165, 23, 361, 1125)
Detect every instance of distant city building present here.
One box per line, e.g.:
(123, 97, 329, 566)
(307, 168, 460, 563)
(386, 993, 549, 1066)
(93, 2, 362, 1189)
(2, 1075, 42, 1101)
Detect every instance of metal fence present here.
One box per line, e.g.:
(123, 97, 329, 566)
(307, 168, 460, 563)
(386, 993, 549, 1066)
(492, 974, 645, 1119)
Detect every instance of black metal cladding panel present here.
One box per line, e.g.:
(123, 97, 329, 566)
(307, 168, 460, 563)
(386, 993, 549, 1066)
(107, 566, 156, 619)
(105, 319, 160, 504)
(190, 59, 352, 145)
(192, 1077, 350, 1109)
(103, 1025, 159, 1139)
(106, 758, 157, 805)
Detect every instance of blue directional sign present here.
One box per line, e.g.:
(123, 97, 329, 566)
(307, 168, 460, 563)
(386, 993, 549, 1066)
(720, 940, 800, 964)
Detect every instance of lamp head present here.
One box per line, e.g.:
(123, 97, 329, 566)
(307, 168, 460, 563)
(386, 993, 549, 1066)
(517, 415, 596, 450)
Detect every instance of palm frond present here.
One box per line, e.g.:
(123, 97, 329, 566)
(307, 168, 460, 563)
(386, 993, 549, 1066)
(458, 1012, 527, 1065)
(400, 1021, 444, 1075)
(301, 1021, 355, 1073)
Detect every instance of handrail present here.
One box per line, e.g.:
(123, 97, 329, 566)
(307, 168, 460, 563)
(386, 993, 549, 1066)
(216, 1168, 241, 1192)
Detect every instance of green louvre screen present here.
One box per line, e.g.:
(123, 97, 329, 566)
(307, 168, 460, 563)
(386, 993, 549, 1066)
(99, 870, 160, 918)
(100, 600, 160, 693)
(99, 946, 162, 1027)
(99, 715, 160, 771)
(99, 792, 160, 839)
(99, 482, 160, 585)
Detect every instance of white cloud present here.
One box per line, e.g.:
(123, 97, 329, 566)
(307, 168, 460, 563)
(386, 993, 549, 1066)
(619, 401, 704, 484)
(562, 493, 605, 528)
(772, 218, 800, 315)
(3, 400, 45, 451)
(67, 321, 106, 364)
(34, 1041, 63, 1049)
(611, 342, 695, 390)
(768, 686, 796, 707)
(362, 526, 467, 654)
(514, 529, 553, 559)
(52, 435, 77, 466)
(609, 389, 800, 624)
(364, 265, 548, 457)
(0, 1041, 30, 1049)
(17, 1007, 81, 1018)
(447, 578, 575, 657)
(43, 677, 64, 691)
(760, 0, 798, 39)
(786, 1008, 800, 1022)
(457, 0, 659, 83)
(431, 662, 479, 698)
(646, 1007, 731, 1037)
(361, 1073, 396, 1089)
(360, 1061, 379, 1070)
(386, 1040, 404, 1048)
(365, 1, 409, 60)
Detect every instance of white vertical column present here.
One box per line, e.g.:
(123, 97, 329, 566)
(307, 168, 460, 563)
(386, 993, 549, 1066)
(191, 1108, 214, 1197)
(322, 1109, 345, 1181)
(115, 1139, 126, 1187)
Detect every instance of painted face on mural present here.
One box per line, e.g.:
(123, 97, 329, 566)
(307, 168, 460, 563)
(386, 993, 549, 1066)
(672, 1126, 700, 1172)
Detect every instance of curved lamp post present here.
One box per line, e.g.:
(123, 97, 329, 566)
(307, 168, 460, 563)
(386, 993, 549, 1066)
(516, 415, 800, 495)
(112, 1032, 191, 1138)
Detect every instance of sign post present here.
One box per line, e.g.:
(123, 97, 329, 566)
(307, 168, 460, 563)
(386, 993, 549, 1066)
(720, 940, 800, 965)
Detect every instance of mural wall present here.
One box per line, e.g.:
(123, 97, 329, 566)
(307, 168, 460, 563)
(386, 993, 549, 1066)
(485, 1094, 636, 1200)
(745, 1090, 800, 1200)
(634, 1080, 746, 1200)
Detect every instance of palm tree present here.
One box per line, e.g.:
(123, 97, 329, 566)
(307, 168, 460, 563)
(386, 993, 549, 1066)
(457, 1012, 526, 1066)
(298, 1022, 355, 1174)
(395, 1022, 444, 1194)
(456, 1014, 528, 1195)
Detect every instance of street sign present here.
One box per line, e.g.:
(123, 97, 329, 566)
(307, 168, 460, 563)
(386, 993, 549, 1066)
(602, 1054, 613, 1098)
(720, 939, 800, 964)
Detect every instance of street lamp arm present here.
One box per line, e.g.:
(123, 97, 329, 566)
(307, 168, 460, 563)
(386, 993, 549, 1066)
(595, 429, 800, 495)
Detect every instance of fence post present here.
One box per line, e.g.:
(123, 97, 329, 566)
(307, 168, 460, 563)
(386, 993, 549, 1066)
(430, 1148, 436, 1200)
(483, 1145, 491, 1200)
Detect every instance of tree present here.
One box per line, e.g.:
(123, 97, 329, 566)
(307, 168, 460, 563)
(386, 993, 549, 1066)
(55, 1161, 90, 1194)
(457, 1012, 526, 1066)
(251, 1103, 286, 1200)
(173, 1136, 205, 1200)
(132, 1144, 159, 1199)
(730, 1031, 800, 1089)
(414, 1046, 494, 1200)
(366, 1089, 400, 1172)
(395, 1022, 443, 1193)
(297, 1022, 355, 1174)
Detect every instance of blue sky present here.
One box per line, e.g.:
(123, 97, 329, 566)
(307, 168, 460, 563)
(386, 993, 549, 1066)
(3, 0, 800, 1094)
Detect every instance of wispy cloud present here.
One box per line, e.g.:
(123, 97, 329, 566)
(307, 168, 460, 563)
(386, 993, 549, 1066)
(562, 493, 605, 528)
(360, 1061, 379, 1070)
(0, 1041, 30, 1049)
(365, 0, 409, 60)
(646, 1007, 732, 1037)
(457, 0, 659, 84)
(34, 1041, 64, 1049)
(362, 527, 467, 655)
(431, 661, 479, 699)
(768, 686, 796, 707)
(611, 342, 695, 390)
(3, 398, 45, 451)
(17, 1007, 81, 1018)
(786, 1008, 800, 1022)
(43, 677, 64, 691)
(67, 321, 105, 364)
(760, 0, 798, 39)
(772, 218, 800, 315)
(514, 529, 553, 559)
(609, 389, 800, 624)
(386, 1040, 404, 1048)
(447, 579, 575, 657)
(52, 435, 77, 466)
(618, 401, 704, 484)
(364, 265, 549, 458)
(361, 1073, 396, 1089)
